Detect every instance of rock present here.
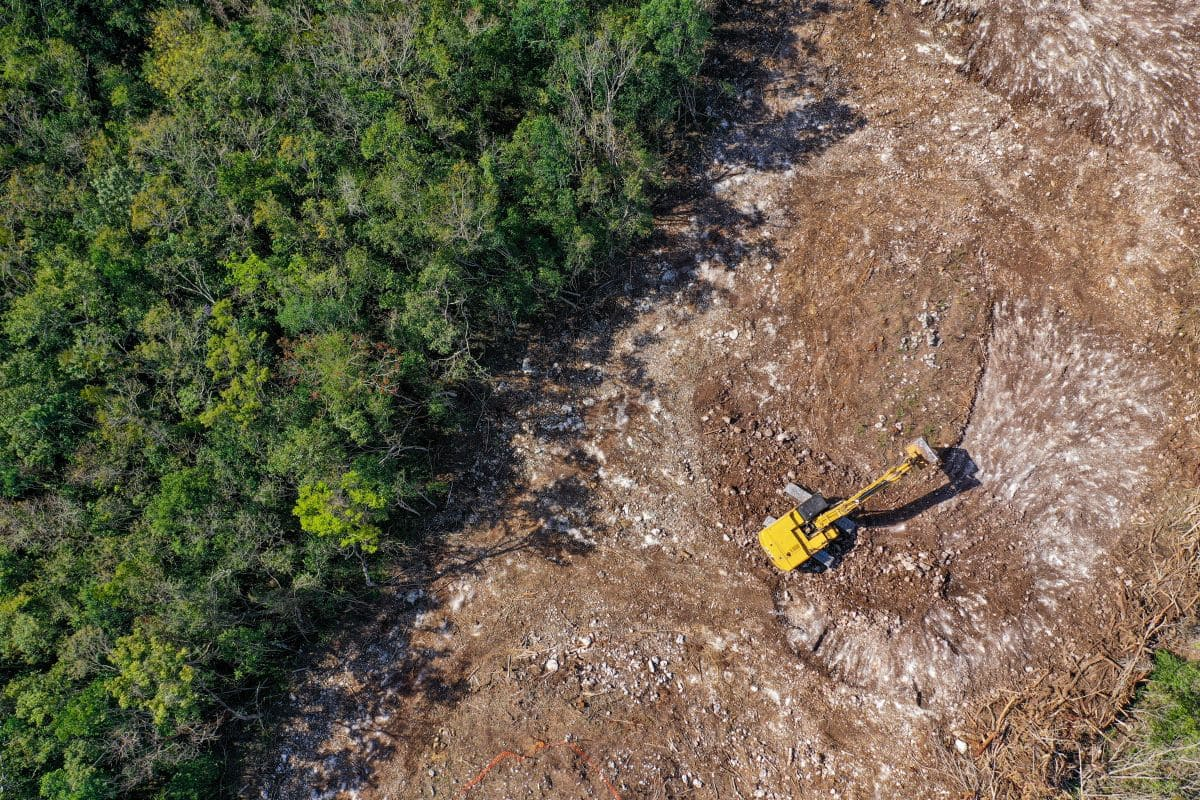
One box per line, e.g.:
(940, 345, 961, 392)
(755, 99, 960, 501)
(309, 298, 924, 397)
(543, 658, 559, 674)
(954, 738, 969, 755)
(927, 330, 940, 347)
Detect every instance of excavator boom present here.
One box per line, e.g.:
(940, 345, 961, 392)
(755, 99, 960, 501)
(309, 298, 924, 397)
(813, 437, 940, 530)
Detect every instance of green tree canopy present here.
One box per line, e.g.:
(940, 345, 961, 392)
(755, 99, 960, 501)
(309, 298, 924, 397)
(0, 0, 710, 796)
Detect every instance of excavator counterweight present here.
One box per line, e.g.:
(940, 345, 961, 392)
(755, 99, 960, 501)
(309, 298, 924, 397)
(758, 437, 940, 571)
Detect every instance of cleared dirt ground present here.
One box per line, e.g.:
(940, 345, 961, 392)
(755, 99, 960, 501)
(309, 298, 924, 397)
(243, 2, 1200, 798)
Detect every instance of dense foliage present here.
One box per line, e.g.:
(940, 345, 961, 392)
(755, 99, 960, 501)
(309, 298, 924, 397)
(0, 0, 709, 796)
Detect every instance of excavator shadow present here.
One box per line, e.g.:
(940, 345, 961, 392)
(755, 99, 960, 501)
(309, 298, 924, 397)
(857, 447, 980, 528)
(798, 447, 980, 572)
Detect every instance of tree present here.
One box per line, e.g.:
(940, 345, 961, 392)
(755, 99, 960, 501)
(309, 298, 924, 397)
(293, 470, 387, 555)
(197, 300, 270, 428)
(107, 627, 199, 732)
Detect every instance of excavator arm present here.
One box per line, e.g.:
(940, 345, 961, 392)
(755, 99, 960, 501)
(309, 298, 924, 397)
(813, 437, 939, 530)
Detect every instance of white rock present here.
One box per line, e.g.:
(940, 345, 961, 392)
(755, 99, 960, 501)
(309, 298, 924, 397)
(543, 658, 559, 674)
(954, 738, 969, 755)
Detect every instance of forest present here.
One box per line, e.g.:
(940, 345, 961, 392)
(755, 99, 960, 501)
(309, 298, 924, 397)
(0, 0, 710, 796)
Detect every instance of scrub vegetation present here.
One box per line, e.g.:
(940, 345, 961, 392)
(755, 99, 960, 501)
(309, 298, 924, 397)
(1085, 649, 1200, 800)
(0, 0, 709, 796)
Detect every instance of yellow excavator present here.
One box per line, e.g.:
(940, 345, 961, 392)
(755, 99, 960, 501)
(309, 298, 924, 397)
(759, 437, 941, 571)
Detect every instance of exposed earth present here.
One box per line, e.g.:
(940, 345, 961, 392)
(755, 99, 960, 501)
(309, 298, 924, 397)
(243, 1, 1200, 798)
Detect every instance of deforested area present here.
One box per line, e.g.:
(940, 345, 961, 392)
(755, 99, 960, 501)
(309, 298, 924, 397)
(3, 1, 1199, 799)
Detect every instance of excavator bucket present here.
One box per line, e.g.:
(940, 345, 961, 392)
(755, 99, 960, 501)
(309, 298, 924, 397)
(905, 436, 940, 467)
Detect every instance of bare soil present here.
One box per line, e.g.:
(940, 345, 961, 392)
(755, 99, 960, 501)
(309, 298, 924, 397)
(242, 2, 1200, 798)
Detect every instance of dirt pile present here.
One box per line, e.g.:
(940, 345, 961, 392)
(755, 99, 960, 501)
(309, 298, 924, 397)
(961, 302, 1168, 576)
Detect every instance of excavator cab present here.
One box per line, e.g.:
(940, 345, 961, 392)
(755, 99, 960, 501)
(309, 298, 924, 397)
(758, 486, 857, 571)
(758, 437, 940, 571)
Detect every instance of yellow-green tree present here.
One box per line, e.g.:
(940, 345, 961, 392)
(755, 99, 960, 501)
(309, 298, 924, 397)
(293, 470, 387, 554)
(107, 628, 198, 732)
